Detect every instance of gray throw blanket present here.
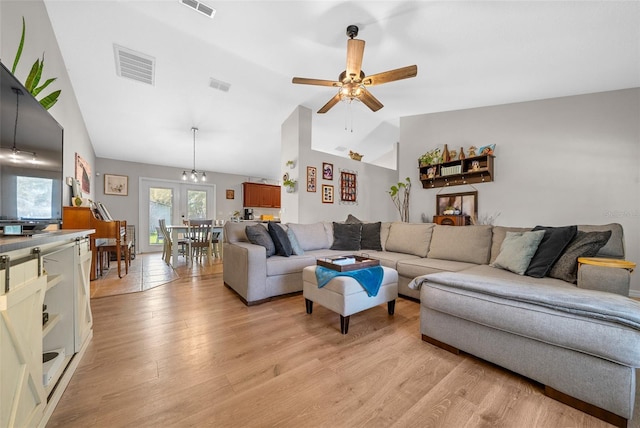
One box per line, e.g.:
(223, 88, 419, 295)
(411, 270, 640, 330)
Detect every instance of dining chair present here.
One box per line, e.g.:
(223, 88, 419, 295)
(188, 220, 213, 263)
(159, 219, 190, 265)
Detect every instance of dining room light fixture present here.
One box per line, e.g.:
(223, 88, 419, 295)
(182, 127, 206, 182)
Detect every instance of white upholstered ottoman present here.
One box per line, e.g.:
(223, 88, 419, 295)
(302, 265, 398, 334)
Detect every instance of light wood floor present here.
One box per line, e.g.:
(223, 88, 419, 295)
(47, 258, 633, 427)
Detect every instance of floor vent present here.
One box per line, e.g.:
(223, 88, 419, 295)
(209, 77, 231, 92)
(180, 0, 216, 18)
(114, 45, 155, 86)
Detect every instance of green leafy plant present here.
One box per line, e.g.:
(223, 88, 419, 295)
(12, 17, 61, 110)
(389, 177, 411, 222)
(283, 178, 297, 192)
(418, 148, 441, 166)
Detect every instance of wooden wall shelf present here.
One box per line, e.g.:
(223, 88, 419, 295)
(419, 155, 494, 189)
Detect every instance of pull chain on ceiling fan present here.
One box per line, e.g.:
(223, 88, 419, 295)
(292, 25, 418, 114)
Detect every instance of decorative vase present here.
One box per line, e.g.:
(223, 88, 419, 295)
(442, 144, 450, 162)
(459, 147, 465, 160)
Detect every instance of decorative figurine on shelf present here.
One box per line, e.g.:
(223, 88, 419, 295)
(442, 144, 450, 162)
(471, 160, 480, 171)
(459, 147, 465, 160)
(449, 149, 457, 160)
(468, 145, 477, 157)
(348, 150, 363, 161)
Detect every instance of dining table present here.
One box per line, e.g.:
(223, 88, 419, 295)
(166, 223, 224, 268)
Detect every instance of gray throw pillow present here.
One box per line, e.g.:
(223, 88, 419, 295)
(287, 227, 304, 255)
(345, 214, 362, 224)
(490, 230, 546, 275)
(525, 225, 577, 278)
(330, 222, 361, 251)
(360, 222, 382, 251)
(549, 230, 612, 283)
(245, 224, 275, 257)
(268, 222, 293, 257)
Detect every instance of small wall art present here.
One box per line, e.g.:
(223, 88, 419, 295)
(306, 166, 317, 192)
(75, 153, 91, 194)
(322, 162, 333, 180)
(226, 189, 235, 199)
(104, 174, 128, 196)
(340, 171, 357, 202)
(322, 184, 334, 203)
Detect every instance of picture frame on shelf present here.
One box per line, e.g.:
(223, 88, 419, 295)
(104, 174, 128, 196)
(436, 191, 477, 217)
(322, 184, 334, 203)
(322, 162, 333, 180)
(306, 166, 317, 192)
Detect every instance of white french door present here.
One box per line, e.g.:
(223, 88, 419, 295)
(139, 178, 215, 253)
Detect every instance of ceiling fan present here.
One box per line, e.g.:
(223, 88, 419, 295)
(292, 25, 417, 114)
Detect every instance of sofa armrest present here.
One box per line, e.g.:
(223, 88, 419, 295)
(223, 241, 268, 303)
(577, 264, 630, 296)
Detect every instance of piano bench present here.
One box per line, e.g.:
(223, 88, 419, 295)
(97, 239, 132, 278)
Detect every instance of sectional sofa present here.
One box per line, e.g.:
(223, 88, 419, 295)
(223, 220, 639, 426)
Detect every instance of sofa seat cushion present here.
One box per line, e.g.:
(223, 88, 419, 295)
(397, 258, 477, 279)
(356, 250, 421, 269)
(266, 255, 317, 276)
(420, 265, 640, 366)
(305, 249, 355, 259)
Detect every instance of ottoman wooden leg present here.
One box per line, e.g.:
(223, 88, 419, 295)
(388, 299, 396, 315)
(305, 298, 313, 314)
(340, 315, 350, 334)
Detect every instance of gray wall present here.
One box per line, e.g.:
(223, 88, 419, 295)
(1, 1, 95, 204)
(400, 88, 640, 295)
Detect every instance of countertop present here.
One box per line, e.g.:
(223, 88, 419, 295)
(0, 229, 95, 254)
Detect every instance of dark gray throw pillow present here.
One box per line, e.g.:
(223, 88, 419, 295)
(331, 222, 362, 251)
(548, 230, 612, 283)
(360, 222, 382, 251)
(246, 224, 276, 257)
(525, 225, 577, 278)
(345, 214, 362, 224)
(268, 222, 293, 257)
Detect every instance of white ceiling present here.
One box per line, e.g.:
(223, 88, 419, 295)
(43, 1, 640, 180)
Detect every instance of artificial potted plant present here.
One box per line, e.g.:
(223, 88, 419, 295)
(283, 178, 297, 193)
(418, 148, 441, 167)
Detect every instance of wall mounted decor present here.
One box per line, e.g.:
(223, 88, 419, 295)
(322, 184, 334, 203)
(104, 174, 128, 196)
(340, 171, 357, 202)
(75, 153, 91, 194)
(322, 162, 333, 180)
(306, 166, 317, 192)
(226, 189, 235, 199)
(436, 191, 477, 217)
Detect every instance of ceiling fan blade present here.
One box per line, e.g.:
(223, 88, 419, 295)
(359, 88, 384, 112)
(362, 65, 418, 86)
(318, 93, 342, 114)
(346, 39, 365, 80)
(292, 77, 342, 87)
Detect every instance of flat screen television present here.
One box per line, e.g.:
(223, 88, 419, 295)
(0, 61, 63, 232)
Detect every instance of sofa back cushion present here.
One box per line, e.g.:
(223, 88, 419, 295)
(428, 225, 493, 264)
(385, 223, 434, 257)
(287, 223, 331, 251)
(490, 226, 532, 263)
(225, 221, 258, 243)
(380, 222, 391, 251)
(578, 223, 624, 258)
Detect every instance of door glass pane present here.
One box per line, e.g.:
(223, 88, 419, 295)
(187, 189, 207, 219)
(149, 187, 173, 245)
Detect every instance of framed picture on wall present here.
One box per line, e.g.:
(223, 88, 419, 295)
(306, 166, 317, 192)
(340, 171, 357, 202)
(322, 184, 334, 203)
(436, 191, 477, 217)
(226, 189, 235, 199)
(104, 174, 128, 196)
(322, 162, 333, 180)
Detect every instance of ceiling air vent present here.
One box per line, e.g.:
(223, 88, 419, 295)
(180, 0, 216, 18)
(209, 77, 231, 92)
(114, 45, 155, 86)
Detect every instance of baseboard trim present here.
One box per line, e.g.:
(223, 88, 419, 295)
(629, 289, 640, 299)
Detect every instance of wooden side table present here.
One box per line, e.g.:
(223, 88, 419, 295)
(577, 257, 635, 273)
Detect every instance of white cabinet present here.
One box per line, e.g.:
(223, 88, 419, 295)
(0, 231, 93, 428)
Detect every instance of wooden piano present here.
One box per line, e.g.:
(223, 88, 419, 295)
(62, 206, 129, 280)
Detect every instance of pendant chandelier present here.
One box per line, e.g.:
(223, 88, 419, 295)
(182, 127, 206, 182)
